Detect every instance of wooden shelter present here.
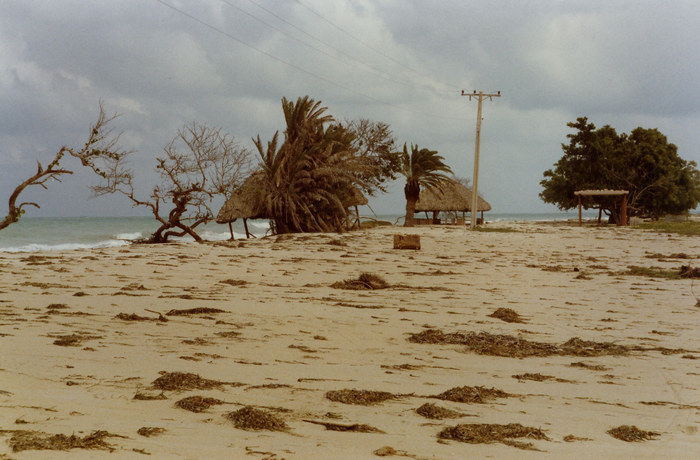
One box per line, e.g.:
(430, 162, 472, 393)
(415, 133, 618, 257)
(216, 172, 268, 239)
(574, 189, 629, 226)
(216, 172, 369, 237)
(414, 181, 492, 225)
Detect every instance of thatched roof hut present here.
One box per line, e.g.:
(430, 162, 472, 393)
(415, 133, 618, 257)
(414, 181, 491, 224)
(216, 172, 268, 238)
(216, 172, 370, 236)
(216, 172, 267, 225)
(415, 181, 491, 213)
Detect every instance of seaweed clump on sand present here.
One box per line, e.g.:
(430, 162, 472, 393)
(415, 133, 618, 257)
(8, 430, 118, 452)
(133, 391, 167, 400)
(175, 395, 225, 413)
(680, 265, 700, 278)
(512, 373, 574, 383)
(331, 273, 390, 290)
(51, 333, 101, 347)
(415, 403, 466, 419)
(409, 329, 558, 358)
(438, 423, 549, 450)
(165, 307, 226, 316)
(137, 427, 166, 437)
(325, 389, 397, 405)
(558, 337, 628, 357)
(114, 312, 167, 322)
(225, 406, 288, 431)
(488, 308, 526, 323)
(303, 419, 383, 433)
(607, 425, 659, 442)
(432, 386, 511, 404)
(408, 329, 629, 358)
(151, 372, 227, 391)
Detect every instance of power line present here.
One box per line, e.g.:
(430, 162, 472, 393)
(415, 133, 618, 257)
(292, 0, 460, 91)
(153, 0, 467, 121)
(220, 0, 418, 89)
(239, 0, 423, 88)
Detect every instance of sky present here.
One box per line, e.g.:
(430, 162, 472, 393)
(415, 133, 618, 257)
(1, 0, 699, 218)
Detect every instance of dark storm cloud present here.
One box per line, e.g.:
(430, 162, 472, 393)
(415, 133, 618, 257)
(1, 0, 698, 217)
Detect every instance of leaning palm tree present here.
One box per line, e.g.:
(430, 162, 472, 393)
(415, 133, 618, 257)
(399, 144, 453, 226)
(254, 96, 372, 234)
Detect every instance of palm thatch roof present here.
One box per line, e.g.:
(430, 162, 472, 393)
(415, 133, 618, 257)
(345, 186, 369, 207)
(414, 181, 492, 213)
(216, 173, 369, 224)
(216, 172, 268, 224)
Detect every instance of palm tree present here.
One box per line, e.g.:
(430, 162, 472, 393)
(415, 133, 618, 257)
(254, 96, 371, 234)
(399, 144, 453, 226)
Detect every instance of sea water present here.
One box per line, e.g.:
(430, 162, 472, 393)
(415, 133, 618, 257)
(0, 216, 270, 253)
(0, 212, 593, 253)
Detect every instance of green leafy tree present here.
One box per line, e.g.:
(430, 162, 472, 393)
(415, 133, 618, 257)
(399, 144, 453, 227)
(344, 118, 400, 195)
(540, 117, 700, 222)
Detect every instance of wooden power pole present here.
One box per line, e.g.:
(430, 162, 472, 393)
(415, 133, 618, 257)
(461, 90, 500, 229)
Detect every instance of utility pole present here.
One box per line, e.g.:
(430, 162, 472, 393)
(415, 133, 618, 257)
(461, 90, 500, 229)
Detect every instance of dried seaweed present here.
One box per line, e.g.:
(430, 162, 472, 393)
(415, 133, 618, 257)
(225, 406, 288, 431)
(409, 329, 629, 358)
(114, 313, 159, 322)
(219, 279, 248, 286)
(151, 372, 227, 391)
(438, 423, 549, 450)
(165, 307, 226, 316)
(303, 419, 383, 433)
(415, 403, 466, 419)
(559, 337, 628, 356)
(331, 273, 390, 290)
(137, 427, 166, 437)
(8, 430, 118, 452)
(607, 425, 659, 442)
(512, 373, 574, 383)
(680, 265, 700, 278)
(175, 395, 225, 413)
(325, 389, 397, 405)
(51, 333, 100, 347)
(133, 391, 167, 401)
(563, 434, 592, 442)
(488, 308, 526, 323)
(432, 386, 511, 404)
(570, 361, 608, 371)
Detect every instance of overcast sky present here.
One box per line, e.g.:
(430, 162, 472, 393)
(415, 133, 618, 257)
(1, 0, 699, 217)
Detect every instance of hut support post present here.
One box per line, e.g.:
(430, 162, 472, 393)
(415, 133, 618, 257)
(621, 193, 628, 226)
(578, 194, 582, 226)
(228, 222, 235, 240)
(243, 218, 250, 238)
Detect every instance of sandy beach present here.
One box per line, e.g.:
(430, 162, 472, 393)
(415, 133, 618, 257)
(0, 222, 698, 459)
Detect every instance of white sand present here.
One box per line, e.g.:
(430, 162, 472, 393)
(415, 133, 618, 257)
(0, 222, 698, 459)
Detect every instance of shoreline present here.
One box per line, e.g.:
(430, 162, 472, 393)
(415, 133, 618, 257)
(0, 223, 698, 458)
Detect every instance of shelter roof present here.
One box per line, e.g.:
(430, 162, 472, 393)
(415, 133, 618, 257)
(414, 181, 491, 212)
(574, 189, 628, 196)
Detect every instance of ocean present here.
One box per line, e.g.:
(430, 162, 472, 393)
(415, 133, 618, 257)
(0, 212, 596, 253)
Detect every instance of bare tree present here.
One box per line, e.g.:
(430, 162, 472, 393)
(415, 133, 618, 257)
(1, 104, 121, 231)
(79, 121, 251, 243)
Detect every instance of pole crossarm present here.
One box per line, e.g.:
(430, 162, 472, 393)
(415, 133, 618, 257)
(461, 90, 501, 101)
(461, 90, 501, 230)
